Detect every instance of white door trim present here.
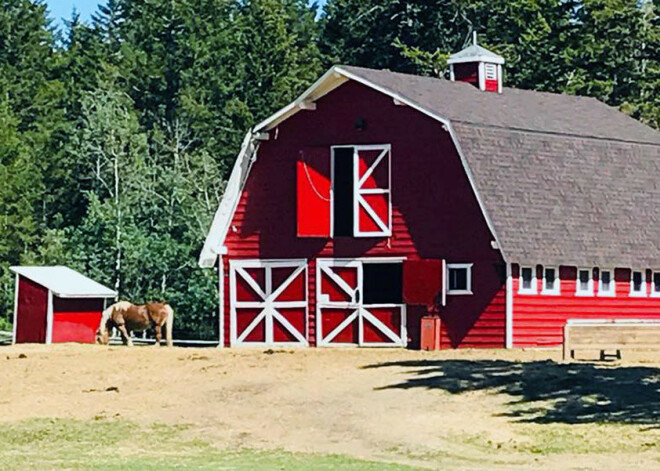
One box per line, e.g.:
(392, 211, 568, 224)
(316, 258, 406, 347)
(229, 259, 308, 347)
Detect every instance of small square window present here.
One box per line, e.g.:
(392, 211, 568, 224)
(447, 263, 472, 295)
(541, 267, 560, 295)
(653, 272, 660, 297)
(598, 269, 615, 297)
(630, 270, 647, 297)
(519, 266, 537, 294)
(575, 268, 593, 296)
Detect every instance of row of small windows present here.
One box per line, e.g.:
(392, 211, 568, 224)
(519, 266, 660, 297)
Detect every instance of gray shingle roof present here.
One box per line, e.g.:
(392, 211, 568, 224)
(342, 66, 660, 266)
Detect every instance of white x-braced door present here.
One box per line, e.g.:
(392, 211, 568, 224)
(230, 259, 308, 347)
(316, 259, 406, 347)
(354, 145, 391, 237)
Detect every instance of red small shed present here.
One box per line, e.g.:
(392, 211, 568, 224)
(10, 266, 117, 344)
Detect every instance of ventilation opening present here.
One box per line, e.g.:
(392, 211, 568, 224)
(363, 263, 402, 304)
(333, 147, 354, 237)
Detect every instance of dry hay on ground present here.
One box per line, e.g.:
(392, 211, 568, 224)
(2, 344, 660, 470)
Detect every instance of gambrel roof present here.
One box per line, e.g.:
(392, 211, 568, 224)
(200, 65, 660, 268)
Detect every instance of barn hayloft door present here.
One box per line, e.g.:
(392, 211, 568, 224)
(354, 145, 391, 237)
(229, 260, 308, 347)
(316, 259, 406, 347)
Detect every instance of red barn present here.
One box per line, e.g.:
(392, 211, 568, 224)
(200, 41, 660, 349)
(11, 266, 117, 344)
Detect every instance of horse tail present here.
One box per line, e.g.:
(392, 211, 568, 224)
(164, 304, 174, 347)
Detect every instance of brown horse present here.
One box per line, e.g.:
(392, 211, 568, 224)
(96, 301, 174, 347)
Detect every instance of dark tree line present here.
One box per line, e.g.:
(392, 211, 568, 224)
(1, 0, 658, 338)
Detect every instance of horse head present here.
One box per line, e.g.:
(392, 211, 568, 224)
(95, 326, 110, 345)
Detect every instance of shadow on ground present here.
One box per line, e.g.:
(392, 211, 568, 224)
(363, 359, 660, 425)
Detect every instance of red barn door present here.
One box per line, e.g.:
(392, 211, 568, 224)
(316, 259, 406, 347)
(15, 276, 49, 344)
(229, 260, 308, 346)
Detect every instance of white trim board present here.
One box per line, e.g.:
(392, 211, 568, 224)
(198, 65, 506, 268)
(12, 273, 19, 344)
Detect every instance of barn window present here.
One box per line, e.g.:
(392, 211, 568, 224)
(362, 262, 403, 304)
(447, 263, 472, 295)
(331, 145, 391, 238)
(519, 266, 536, 294)
(575, 268, 593, 296)
(597, 269, 615, 297)
(630, 270, 647, 297)
(652, 272, 660, 297)
(541, 266, 560, 295)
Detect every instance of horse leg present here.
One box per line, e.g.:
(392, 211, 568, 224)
(153, 322, 162, 347)
(117, 324, 133, 347)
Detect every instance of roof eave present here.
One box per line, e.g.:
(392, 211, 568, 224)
(447, 55, 505, 65)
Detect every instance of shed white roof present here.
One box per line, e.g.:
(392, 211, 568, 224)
(10, 266, 117, 298)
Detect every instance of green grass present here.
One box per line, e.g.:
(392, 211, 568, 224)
(0, 418, 423, 470)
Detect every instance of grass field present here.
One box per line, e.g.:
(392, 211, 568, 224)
(2, 344, 660, 470)
(0, 419, 419, 470)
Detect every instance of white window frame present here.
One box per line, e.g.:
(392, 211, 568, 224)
(597, 268, 615, 297)
(652, 271, 660, 298)
(330, 144, 392, 238)
(575, 268, 594, 296)
(630, 269, 648, 297)
(446, 263, 473, 296)
(518, 266, 537, 295)
(541, 266, 560, 295)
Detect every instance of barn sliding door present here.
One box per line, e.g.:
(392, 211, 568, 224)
(229, 260, 308, 347)
(316, 259, 406, 347)
(354, 145, 391, 237)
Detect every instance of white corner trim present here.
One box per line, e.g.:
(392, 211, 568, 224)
(45, 290, 54, 344)
(505, 263, 513, 348)
(12, 273, 19, 344)
(218, 256, 225, 348)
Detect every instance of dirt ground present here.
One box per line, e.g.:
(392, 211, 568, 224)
(2, 344, 660, 470)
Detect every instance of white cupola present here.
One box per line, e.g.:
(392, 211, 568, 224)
(447, 32, 505, 93)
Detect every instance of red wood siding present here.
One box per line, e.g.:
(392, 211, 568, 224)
(222, 80, 505, 348)
(15, 276, 48, 344)
(512, 265, 660, 347)
(52, 297, 104, 344)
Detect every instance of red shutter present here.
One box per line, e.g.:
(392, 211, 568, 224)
(403, 259, 445, 309)
(297, 147, 331, 237)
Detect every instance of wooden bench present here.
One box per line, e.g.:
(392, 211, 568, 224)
(563, 319, 660, 360)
